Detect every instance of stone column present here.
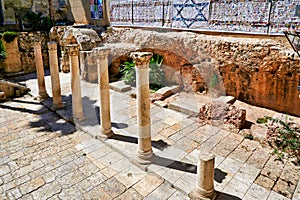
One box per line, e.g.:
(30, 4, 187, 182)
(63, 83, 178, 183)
(93, 47, 112, 137)
(33, 41, 49, 99)
(189, 153, 216, 200)
(130, 52, 153, 164)
(67, 44, 83, 119)
(48, 41, 63, 109)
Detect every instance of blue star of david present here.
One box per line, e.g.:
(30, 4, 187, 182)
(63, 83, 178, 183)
(172, 0, 209, 28)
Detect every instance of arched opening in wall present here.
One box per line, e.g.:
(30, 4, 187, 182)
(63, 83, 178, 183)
(108, 48, 208, 93)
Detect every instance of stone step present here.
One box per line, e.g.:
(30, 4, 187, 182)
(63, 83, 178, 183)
(109, 80, 132, 92)
(169, 98, 199, 117)
(213, 95, 236, 104)
(0, 91, 6, 101)
(168, 93, 235, 117)
(155, 85, 181, 100)
(0, 80, 30, 98)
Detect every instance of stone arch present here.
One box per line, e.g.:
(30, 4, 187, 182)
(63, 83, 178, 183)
(59, 27, 102, 73)
(104, 28, 226, 95)
(106, 43, 225, 96)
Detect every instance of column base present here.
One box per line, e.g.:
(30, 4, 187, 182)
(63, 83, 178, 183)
(51, 103, 65, 111)
(189, 188, 216, 200)
(135, 150, 154, 165)
(73, 113, 83, 120)
(100, 127, 113, 138)
(38, 92, 49, 100)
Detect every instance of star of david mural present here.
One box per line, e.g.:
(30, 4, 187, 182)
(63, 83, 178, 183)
(172, 0, 209, 28)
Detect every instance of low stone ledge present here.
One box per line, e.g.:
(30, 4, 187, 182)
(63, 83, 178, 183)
(109, 80, 132, 92)
(0, 80, 30, 98)
(0, 91, 6, 101)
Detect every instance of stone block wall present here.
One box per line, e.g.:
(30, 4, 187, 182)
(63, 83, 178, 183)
(18, 32, 49, 73)
(1, 38, 22, 73)
(1, 0, 66, 22)
(0, 31, 49, 74)
(105, 28, 300, 116)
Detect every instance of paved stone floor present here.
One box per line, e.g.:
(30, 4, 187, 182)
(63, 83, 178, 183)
(0, 95, 188, 199)
(2, 70, 300, 199)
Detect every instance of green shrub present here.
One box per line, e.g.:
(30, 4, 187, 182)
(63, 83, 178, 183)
(0, 31, 18, 43)
(256, 116, 268, 124)
(23, 11, 43, 31)
(120, 60, 136, 86)
(23, 11, 53, 32)
(149, 54, 165, 90)
(41, 16, 53, 32)
(120, 54, 165, 91)
(266, 116, 300, 164)
(0, 41, 6, 59)
(244, 134, 254, 140)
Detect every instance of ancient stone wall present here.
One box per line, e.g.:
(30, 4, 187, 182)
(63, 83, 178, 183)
(105, 28, 300, 116)
(18, 32, 49, 73)
(1, 38, 22, 73)
(1, 0, 109, 28)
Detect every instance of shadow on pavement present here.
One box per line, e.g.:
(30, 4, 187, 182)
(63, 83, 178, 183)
(152, 155, 227, 183)
(153, 154, 197, 173)
(111, 122, 128, 129)
(7, 70, 51, 82)
(109, 134, 170, 151)
(216, 192, 242, 200)
(94, 105, 129, 129)
(0, 99, 76, 135)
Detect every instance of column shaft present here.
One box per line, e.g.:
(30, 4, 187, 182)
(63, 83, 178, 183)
(48, 41, 63, 109)
(189, 153, 216, 200)
(136, 67, 151, 153)
(34, 42, 48, 99)
(93, 47, 112, 137)
(130, 52, 153, 164)
(68, 44, 83, 119)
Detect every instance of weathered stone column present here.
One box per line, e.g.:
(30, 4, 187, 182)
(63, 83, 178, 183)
(189, 153, 216, 200)
(48, 41, 63, 109)
(130, 52, 153, 164)
(93, 47, 112, 137)
(67, 44, 83, 119)
(34, 41, 49, 99)
(60, 50, 70, 73)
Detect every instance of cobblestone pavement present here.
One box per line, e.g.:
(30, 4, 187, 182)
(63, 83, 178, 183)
(6, 71, 300, 199)
(0, 96, 187, 199)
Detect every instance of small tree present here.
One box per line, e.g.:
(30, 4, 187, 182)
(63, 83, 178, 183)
(23, 11, 53, 32)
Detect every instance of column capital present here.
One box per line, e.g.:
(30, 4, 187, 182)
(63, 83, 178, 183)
(47, 41, 57, 51)
(33, 41, 42, 50)
(66, 44, 80, 56)
(33, 41, 42, 47)
(93, 47, 111, 57)
(129, 52, 153, 67)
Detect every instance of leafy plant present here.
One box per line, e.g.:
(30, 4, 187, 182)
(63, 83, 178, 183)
(0, 31, 18, 43)
(265, 116, 300, 164)
(41, 16, 53, 32)
(23, 11, 43, 31)
(120, 54, 165, 91)
(0, 41, 6, 59)
(120, 60, 136, 86)
(256, 116, 268, 124)
(209, 72, 219, 89)
(245, 134, 254, 140)
(23, 11, 53, 32)
(149, 54, 165, 90)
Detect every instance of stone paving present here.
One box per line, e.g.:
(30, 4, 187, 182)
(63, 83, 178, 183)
(0, 95, 187, 199)
(3, 70, 300, 200)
